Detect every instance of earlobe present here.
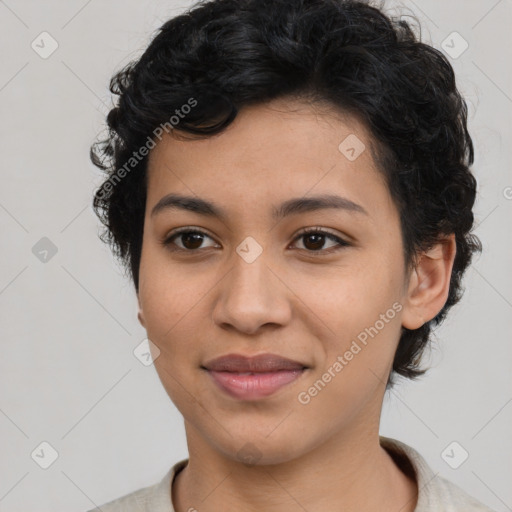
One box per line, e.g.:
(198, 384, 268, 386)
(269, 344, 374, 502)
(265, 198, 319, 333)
(136, 294, 146, 328)
(401, 234, 457, 330)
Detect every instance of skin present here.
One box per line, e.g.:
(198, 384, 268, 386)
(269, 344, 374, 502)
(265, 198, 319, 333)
(137, 97, 456, 512)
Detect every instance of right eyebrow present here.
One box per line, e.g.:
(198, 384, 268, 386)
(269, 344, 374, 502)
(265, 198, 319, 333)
(151, 193, 228, 220)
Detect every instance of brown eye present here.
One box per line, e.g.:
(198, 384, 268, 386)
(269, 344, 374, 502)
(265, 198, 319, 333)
(163, 229, 218, 251)
(162, 227, 350, 255)
(292, 228, 350, 254)
(301, 232, 327, 251)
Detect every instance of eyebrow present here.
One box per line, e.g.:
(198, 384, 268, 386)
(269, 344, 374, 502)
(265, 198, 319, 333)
(150, 193, 368, 220)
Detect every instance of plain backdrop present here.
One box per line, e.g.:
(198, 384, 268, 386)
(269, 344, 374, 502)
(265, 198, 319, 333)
(0, 0, 510, 511)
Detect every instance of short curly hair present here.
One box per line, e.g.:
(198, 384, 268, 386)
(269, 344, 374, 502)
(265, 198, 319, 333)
(90, 0, 482, 389)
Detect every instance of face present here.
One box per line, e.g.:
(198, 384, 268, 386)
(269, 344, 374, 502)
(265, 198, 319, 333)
(138, 98, 412, 465)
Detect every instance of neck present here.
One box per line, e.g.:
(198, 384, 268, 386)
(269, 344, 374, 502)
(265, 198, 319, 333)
(172, 420, 418, 512)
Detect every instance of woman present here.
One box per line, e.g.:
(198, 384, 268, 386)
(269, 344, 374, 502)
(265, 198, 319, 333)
(88, 0, 494, 510)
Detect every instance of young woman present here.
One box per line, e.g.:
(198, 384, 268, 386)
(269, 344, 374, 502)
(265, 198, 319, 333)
(88, 0, 494, 510)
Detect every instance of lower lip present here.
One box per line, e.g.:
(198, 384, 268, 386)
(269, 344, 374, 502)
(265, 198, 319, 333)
(206, 369, 306, 400)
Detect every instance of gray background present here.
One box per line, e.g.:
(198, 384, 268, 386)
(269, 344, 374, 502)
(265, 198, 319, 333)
(0, 0, 510, 510)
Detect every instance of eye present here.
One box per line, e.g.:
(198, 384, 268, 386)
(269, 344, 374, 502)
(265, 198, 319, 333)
(161, 227, 351, 254)
(162, 228, 218, 252)
(291, 227, 351, 254)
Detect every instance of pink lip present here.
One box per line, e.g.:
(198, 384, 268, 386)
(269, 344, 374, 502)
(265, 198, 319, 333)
(202, 353, 309, 400)
(206, 369, 306, 400)
(203, 353, 307, 372)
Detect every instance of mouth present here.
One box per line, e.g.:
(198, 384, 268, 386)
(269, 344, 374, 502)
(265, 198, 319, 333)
(204, 368, 308, 400)
(201, 353, 309, 400)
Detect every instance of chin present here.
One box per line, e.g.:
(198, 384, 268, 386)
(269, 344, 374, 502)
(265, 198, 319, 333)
(209, 428, 312, 466)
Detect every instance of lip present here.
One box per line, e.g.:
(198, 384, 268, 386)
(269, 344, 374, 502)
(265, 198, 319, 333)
(202, 353, 309, 400)
(202, 353, 307, 372)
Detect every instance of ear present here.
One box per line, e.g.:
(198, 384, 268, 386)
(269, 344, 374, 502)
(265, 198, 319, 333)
(401, 234, 457, 330)
(137, 293, 146, 328)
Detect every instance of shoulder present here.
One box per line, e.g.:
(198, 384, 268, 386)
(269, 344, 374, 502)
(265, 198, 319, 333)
(85, 459, 188, 512)
(422, 473, 496, 512)
(85, 482, 158, 512)
(379, 436, 496, 512)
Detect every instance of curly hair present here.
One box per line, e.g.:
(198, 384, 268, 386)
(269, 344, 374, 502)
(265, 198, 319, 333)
(90, 0, 482, 389)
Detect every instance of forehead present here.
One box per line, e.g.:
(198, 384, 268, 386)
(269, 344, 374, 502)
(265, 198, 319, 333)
(145, 98, 394, 222)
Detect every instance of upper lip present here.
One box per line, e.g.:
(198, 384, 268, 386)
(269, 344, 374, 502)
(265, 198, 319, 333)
(202, 353, 307, 373)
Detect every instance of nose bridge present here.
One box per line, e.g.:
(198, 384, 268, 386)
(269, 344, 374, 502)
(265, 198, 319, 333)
(228, 231, 273, 292)
(231, 245, 271, 295)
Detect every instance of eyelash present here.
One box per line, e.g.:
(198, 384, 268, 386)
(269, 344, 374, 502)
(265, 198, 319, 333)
(161, 226, 351, 255)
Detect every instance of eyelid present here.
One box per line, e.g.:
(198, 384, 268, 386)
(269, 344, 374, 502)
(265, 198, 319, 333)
(162, 226, 218, 246)
(293, 226, 346, 240)
(162, 226, 351, 253)
(291, 226, 351, 250)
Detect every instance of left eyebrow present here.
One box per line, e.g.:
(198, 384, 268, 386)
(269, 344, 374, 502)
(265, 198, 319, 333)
(273, 194, 368, 219)
(150, 193, 368, 220)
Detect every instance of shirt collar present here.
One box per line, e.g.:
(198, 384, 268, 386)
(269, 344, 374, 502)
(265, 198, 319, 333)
(149, 436, 445, 512)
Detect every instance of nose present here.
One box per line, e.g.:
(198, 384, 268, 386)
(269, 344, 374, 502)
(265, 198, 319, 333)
(211, 253, 292, 335)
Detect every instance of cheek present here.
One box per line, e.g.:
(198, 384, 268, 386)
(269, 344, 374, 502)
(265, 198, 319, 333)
(138, 262, 204, 408)
(294, 282, 402, 422)
(138, 243, 204, 338)
(297, 248, 401, 324)
(291, 248, 404, 373)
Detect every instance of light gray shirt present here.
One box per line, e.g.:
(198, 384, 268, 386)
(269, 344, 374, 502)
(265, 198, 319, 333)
(87, 436, 496, 511)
